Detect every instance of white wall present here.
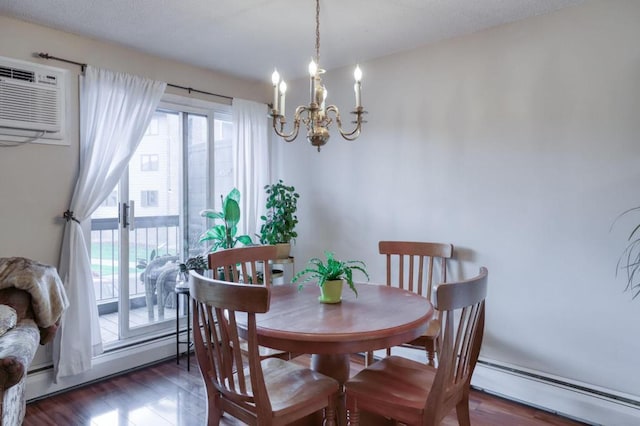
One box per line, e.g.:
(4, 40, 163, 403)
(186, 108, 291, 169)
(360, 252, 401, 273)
(272, 0, 640, 409)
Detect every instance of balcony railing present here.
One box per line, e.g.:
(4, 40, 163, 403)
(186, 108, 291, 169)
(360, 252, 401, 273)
(91, 215, 180, 304)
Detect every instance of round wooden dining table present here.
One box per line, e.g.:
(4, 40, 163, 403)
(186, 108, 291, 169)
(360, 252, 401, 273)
(252, 282, 434, 384)
(237, 282, 433, 425)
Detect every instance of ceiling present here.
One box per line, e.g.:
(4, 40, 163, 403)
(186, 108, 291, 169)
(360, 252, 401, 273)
(0, 0, 585, 82)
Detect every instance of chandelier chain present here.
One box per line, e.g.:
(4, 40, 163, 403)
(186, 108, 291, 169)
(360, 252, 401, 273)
(315, 0, 320, 64)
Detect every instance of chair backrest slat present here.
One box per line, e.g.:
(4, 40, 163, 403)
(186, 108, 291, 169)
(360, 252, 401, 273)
(209, 246, 275, 285)
(379, 241, 453, 300)
(200, 304, 221, 388)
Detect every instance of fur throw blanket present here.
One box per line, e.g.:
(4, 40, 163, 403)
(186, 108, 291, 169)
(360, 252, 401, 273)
(0, 257, 69, 329)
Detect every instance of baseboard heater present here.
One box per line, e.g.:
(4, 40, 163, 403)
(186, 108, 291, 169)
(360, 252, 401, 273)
(472, 358, 640, 426)
(476, 359, 639, 408)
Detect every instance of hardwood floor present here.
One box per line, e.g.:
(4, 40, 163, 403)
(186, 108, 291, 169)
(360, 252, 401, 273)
(25, 354, 589, 426)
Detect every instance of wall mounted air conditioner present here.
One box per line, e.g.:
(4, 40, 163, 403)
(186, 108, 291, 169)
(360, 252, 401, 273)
(0, 55, 67, 143)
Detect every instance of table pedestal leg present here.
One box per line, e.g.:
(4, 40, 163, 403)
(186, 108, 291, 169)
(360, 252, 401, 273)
(311, 354, 350, 426)
(311, 353, 350, 384)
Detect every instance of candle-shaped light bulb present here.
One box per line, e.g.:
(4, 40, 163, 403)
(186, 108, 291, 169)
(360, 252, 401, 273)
(309, 60, 317, 104)
(271, 70, 280, 85)
(354, 65, 362, 82)
(279, 81, 287, 117)
(314, 83, 324, 105)
(271, 69, 280, 113)
(353, 65, 362, 108)
(321, 87, 327, 111)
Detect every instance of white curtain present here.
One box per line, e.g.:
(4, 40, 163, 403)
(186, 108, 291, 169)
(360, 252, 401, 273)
(55, 66, 166, 381)
(232, 98, 270, 241)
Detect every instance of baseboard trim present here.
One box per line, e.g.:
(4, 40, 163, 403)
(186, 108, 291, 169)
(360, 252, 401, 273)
(26, 334, 180, 402)
(472, 358, 640, 426)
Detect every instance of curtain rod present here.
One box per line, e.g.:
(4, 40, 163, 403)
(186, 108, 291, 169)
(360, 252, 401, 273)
(37, 52, 234, 101)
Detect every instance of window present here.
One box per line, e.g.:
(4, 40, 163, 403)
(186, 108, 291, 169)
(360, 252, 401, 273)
(101, 189, 118, 207)
(91, 94, 233, 351)
(140, 190, 158, 207)
(144, 115, 159, 135)
(140, 154, 159, 171)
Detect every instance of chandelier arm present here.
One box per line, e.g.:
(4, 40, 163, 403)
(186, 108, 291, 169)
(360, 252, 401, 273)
(338, 125, 362, 141)
(282, 122, 301, 142)
(325, 105, 364, 141)
(272, 116, 300, 142)
(271, 106, 307, 142)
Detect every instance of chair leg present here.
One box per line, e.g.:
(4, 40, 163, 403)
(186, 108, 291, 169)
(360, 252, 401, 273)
(207, 394, 223, 426)
(425, 339, 437, 367)
(145, 283, 155, 321)
(426, 349, 436, 367)
(364, 351, 374, 366)
(455, 392, 471, 426)
(345, 401, 359, 426)
(324, 395, 337, 426)
(157, 269, 174, 320)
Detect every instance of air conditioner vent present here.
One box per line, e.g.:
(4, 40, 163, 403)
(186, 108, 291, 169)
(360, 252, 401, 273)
(0, 82, 59, 126)
(0, 66, 35, 82)
(0, 56, 66, 140)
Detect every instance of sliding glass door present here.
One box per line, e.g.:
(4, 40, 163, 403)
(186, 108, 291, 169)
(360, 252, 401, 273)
(91, 98, 232, 347)
(119, 109, 182, 338)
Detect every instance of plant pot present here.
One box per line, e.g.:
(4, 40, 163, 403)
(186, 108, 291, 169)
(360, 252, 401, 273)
(256, 268, 284, 284)
(271, 268, 284, 281)
(274, 243, 291, 259)
(175, 271, 189, 289)
(319, 279, 343, 304)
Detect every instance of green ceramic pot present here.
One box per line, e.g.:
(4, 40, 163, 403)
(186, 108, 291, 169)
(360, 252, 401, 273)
(319, 279, 343, 304)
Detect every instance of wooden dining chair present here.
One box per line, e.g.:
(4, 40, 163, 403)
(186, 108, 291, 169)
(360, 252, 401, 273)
(366, 241, 453, 367)
(208, 245, 275, 285)
(189, 271, 339, 425)
(345, 267, 488, 426)
(207, 246, 292, 360)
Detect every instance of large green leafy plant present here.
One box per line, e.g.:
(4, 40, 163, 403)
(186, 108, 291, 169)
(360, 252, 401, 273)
(292, 251, 369, 296)
(259, 180, 300, 245)
(199, 188, 253, 252)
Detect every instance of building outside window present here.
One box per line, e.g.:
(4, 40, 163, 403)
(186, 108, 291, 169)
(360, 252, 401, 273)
(140, 154, 159, 171)
(140, 190, 158, 207)
(101, 190, 118, 207)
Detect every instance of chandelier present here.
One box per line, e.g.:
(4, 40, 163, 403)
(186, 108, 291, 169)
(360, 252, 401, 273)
(269, 0, 366, 151)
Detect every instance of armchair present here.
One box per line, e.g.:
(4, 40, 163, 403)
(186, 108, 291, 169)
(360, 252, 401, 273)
(0, 257, 68, 426)
(142, 255, 179, 320)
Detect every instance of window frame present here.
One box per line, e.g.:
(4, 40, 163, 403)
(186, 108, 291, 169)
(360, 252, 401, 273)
(158, 93, 232, 259)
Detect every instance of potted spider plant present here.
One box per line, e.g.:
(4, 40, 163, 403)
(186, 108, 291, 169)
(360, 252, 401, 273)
(292, 251, 369, 303)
